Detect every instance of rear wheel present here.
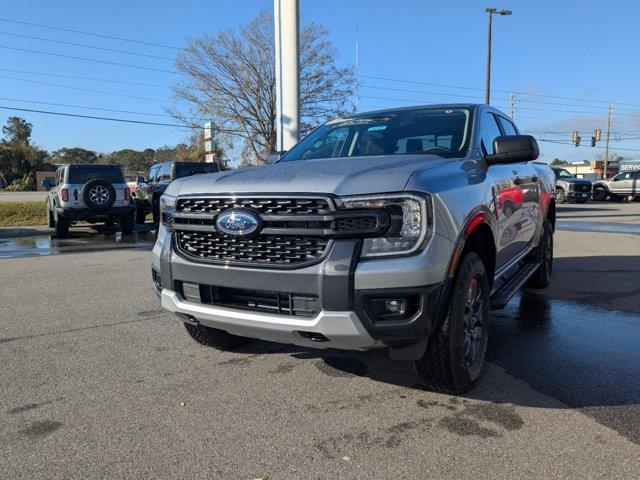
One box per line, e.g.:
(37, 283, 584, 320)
(526, 219, 553, 289)
(413, 252, 490, 394)
(54, 215, 69, 237)
(184, 323, 252, 350)
(592, 187, 607, 201)
(120, 211, 135, 235)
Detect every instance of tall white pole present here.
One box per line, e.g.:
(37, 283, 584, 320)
(274, 0, 300, 152)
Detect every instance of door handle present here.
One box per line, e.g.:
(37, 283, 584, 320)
(532, 175, 539, 182)
(514, 177, 523, 186)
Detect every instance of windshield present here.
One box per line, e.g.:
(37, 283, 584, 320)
(281, 107, 471, 162)
(68, 165, 124, 183)
(554, 168, 575, 179)
(174, 163, 220, 179)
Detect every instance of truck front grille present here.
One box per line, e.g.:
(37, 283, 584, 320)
(176, 230, 330, 266)
(177, 197, 331, 215)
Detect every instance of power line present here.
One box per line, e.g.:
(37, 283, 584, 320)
(361, 73, 640, 108)
(0, 17, 180, 50)
(0, 97, 178, 118)
(0, 31, 175, 61)
(0, 68, 172, 88)
(0, 45, 177, 74)
(0, 105, 196, 128)
(0, 74, 175, 103)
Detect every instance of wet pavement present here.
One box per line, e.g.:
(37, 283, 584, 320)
(0, 226, 155, 259)
(557, 220, 640, 235)
(489, 292, 640, 444)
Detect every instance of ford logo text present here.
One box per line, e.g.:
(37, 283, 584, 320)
(216, 209, 260, 236)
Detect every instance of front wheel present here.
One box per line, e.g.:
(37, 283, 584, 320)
(413, 252, 490, 394)
(184, 323, 252, 350)
(47, 206, 55, 228)
(554, 188, 566, 204)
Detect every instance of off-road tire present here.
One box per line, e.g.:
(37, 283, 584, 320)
(54, 215, 69, 237)
(555, 188, 566, 204)
(184, 323, 251, 350)
(413, 252, 490, 394)
(592, 187, 607, 201)
(152, 198, 160, 225)
(526, 219, 553, 288)
(120, 212, 135, 235)
(134, 200, 146, 225)
(47, 206, 55, 228)
(82, 179, 116, 211)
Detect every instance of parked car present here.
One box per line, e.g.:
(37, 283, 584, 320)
(44, 164, 135, 237)
(550, 167, 591, 203)
(592, 171, 640, 201)
(133, 161, 221, 224)
(126, 175, 146, 194)
(152, 104, 556, 394)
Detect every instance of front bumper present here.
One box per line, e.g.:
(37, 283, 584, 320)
(161, 289, 381, 350)
(153, 224, 451, 351)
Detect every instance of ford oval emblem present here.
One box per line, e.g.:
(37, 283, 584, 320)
(216, 209, 260, 236)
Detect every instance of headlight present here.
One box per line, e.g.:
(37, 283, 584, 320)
(159, 194, 176, 222)
(337, 193, 432, 258)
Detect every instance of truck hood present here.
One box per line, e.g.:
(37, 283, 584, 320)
(559, 178, 592, 186)
(165, 155, 452, 197)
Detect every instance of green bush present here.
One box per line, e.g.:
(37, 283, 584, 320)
(0, 201, 46, 226)
(1, 173, 36, 192)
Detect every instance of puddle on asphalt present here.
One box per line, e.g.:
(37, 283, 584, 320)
(557, 221, 640, 235)
(0, 230, 155, 259)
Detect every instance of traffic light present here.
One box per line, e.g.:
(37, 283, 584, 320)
(595, 128, 602, 141)
(572, 130, 581, 147)
(591, 136, 596, 147)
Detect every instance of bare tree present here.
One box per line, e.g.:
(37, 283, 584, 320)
(171, 11, 355, 165)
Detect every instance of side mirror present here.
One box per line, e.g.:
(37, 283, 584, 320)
(612, 177, 619, 182)
(486, 135, 539, 165)
(41, 179, 54, 191)
(267, 150, 287, 164)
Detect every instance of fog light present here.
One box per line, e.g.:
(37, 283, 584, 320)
(385, 299, 407, 315)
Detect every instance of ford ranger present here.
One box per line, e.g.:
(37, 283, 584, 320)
(152, 104, 556, 393)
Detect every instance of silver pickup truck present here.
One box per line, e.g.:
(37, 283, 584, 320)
(152, 104, 555, 393)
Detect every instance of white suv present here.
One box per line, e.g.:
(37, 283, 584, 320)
(44, 164, 135, 237)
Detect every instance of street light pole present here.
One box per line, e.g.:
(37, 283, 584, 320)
(484, 8, 511, 105)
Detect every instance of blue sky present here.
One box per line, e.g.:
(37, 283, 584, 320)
(2, 0, 639, 162)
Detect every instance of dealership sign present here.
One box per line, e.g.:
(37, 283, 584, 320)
(619, 161, 640, 172)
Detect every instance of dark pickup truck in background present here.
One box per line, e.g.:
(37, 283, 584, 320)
(133, 161, 221, 223)
(550, 167, 592, 204)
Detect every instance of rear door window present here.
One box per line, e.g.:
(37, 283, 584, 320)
(160, 164, 172, 181)
(148, 166, 159, 183)
(67, 165, 124, 184)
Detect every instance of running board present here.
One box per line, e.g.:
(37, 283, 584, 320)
(490, 260, 541, 310)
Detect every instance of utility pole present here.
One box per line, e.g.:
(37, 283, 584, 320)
(603, 104, 612, 179)
(274, 0, 300, 152)
(484, 8, 511, 104)
(355, 20, 360, 113)
(508, 91, 515, 119)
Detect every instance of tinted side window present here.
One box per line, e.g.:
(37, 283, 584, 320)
(160, 164, 172, 180)
(148, 166, 159, 182)
(480, 111, 503, 155)
(498, 116, 518, 135)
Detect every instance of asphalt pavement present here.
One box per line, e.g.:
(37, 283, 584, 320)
(1, 201, 639, 479)
(0, 191, 47, 202)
